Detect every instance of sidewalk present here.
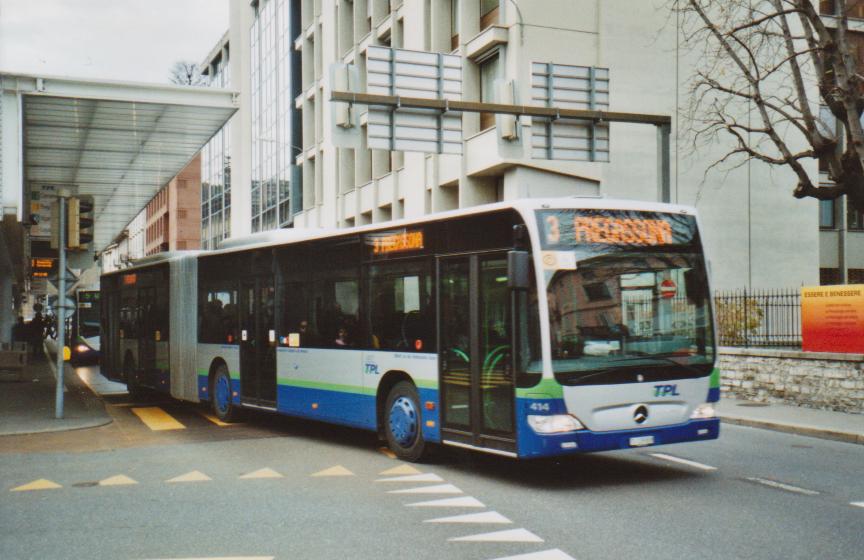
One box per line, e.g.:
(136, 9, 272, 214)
(0, 347, 113, 436)
(715, 397, 864, 445)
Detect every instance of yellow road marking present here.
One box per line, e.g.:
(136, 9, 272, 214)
(167, 471, 212, 483)
(239, 468, 283, 479)
(311, 465, 354, 477)
(199, 412, 231, 426)
(379, 464, 422, 476)
(131, 407, 186, 431)
(377, 447, 396, 459)
(11, 479, 62, 492)
(99, 475, 138, 486)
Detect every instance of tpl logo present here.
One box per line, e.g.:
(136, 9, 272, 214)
(364, 359, 380, 375)
(654, 384, 680, 397)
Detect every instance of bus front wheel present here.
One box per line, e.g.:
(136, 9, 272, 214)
(211, 364, 241, 422)
(384, 381, 427, 462)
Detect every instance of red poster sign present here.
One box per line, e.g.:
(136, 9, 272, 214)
(801, 285, 864, 353)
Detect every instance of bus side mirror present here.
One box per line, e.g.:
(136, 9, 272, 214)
(508, 251, 530, 290)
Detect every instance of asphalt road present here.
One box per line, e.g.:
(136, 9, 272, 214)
(2, 390, 863, 560)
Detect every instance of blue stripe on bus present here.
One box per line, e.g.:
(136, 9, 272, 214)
(196, 378, 443, 443)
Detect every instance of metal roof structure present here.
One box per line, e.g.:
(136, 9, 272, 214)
(1, 72, 238, 252)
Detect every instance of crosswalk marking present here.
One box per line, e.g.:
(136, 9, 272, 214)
(167, 471, 212, 483)
(11, 479, 62, 492)
(99, 475, 138, 486)
(376, 473, 443, 483)
(489, 549, 576, 560)
(449, 528, 544, 543)
(199, 412, 232, 426)
(650, 453, 717, 471)
(131, 407, 186, 431)
(407, 496, 485, 508)
(311, 465, 354, 477)
(387, 483, 463, 494)
(379, 464, 422, 476)
(239, 468, 283, 479)
(424, 511, 512, 524)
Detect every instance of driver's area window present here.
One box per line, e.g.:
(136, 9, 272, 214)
(366, 260, 434, 352)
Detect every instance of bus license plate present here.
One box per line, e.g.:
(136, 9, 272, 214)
(629, 435, 655, 447)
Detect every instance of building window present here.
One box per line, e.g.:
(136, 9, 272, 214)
(480, 0, 499, 30)
(479, 51, 499, 131)
(819, 199, 835, 229)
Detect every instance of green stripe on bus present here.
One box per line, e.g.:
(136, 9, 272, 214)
(277, 378, 376, 396)
(710, 368, 720, 389)
(516, 379, 563, 399)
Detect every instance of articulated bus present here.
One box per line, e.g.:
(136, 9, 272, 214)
(100, 199, 720, 461)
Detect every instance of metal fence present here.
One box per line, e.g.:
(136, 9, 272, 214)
(713, 289, 801, 348)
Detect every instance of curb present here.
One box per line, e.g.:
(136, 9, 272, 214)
(720, 416, 864, 446)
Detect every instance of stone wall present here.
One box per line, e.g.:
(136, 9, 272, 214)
(719, 348, 864, 413)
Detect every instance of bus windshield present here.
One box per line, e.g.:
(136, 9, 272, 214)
(77, 291, 101, 338)
(537, 209, 715, 385)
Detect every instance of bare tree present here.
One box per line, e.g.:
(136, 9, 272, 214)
(169, 61, 207, 87)
(676, 0, 864, 212)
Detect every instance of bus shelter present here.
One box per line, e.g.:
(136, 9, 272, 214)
(0, 72, 237, 342)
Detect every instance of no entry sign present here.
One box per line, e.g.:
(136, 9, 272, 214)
(659, 278, 677, 299)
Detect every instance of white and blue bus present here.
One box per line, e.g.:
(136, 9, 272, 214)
(100, 198, 720, 461)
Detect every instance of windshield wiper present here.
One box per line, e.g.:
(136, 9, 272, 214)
(610, 352, 711, 376)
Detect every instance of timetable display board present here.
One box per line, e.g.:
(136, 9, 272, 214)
(801, 285, 864, 354)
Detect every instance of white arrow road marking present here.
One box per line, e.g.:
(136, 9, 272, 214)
(850, 502, 864, 508)
(99, 475, 138, 486)
(650, 453, 717, 471)
(239, 468, 284, 479)
(487, 550, 577, 560)
(387, 483, 463, 494)
(166, 471, 212, 483)
(407, 496, 485, 508)
(380, 464, 422, 475)
(449, 528, 544, 543)
(376, 473, 444, 483)
(746, 477, 820, 496)
(425, 511, 511, 524)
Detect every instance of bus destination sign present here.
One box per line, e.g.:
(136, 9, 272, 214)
(368, 229, 424, 255)
(537, 209, 694, 248)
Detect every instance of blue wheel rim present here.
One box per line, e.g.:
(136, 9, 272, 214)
(389, 396, 418, 448)
(215, 373, 231, 415)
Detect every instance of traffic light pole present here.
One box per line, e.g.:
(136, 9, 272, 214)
(55, 191, 67, 419)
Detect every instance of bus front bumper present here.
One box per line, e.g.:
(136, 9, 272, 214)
(517, 417, 720, 458)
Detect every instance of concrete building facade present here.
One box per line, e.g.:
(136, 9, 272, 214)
(144, 154, 202, 256)
(197, 0, 864, 291)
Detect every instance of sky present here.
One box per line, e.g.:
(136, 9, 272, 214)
(0, 0, 229, 85)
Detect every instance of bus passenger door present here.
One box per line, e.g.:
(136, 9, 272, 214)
(138, 287, 156, 387)
(239, 278, 277, 406)
(438, 254, 516, 454)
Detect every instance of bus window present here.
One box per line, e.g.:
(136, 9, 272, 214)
(312, 278, 358, 348)
(200, 288, 239, 344)
(367, 260, 434, 352)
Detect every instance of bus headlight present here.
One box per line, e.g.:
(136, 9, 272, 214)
(527, 414, 584, 434)
(75, 344, 90, 354)
(690, 403, 716, 419)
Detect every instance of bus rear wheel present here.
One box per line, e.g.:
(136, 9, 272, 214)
(384, 381, 427, 462)
(211, 364, 241, 422)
